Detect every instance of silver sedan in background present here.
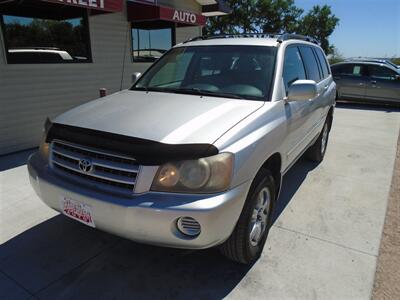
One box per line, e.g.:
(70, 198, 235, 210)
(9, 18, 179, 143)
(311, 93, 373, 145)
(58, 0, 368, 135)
(331, 60, 400, 105)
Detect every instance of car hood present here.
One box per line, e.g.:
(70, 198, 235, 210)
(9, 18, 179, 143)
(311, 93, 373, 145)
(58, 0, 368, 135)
(53, 90, 264, 145)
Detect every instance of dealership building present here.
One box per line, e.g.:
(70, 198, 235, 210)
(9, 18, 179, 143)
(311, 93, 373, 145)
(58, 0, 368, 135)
(0, 0, 230, 155)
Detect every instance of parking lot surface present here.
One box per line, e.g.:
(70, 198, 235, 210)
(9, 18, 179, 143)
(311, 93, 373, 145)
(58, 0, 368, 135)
(1, 104, 399, 300)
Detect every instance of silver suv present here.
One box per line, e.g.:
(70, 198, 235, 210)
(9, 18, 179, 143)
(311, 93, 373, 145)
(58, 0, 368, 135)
(28, 34, 336, 264)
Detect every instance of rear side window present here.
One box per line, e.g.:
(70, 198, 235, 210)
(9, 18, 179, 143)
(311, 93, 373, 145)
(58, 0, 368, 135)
(283, 47, 306, 91)
(315, 48, 330, 78)
(332, 64, 364, 76)
(299, 46, 322, 82)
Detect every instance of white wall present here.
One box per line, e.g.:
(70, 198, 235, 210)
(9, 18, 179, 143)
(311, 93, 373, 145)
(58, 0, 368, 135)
(0, 1, 202, 155)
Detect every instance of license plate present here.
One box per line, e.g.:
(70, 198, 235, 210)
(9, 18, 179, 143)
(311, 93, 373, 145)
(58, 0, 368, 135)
(60, 196, 95, 228)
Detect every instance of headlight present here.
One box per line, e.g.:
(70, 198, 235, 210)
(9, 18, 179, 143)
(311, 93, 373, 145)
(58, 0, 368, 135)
(39, 139, 49, 160)
(151, 153, 234, 193)
(39, 117, 52, 160)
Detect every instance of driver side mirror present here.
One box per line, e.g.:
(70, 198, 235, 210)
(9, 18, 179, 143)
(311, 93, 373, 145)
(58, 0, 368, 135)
(395, 75, 400, 81)
(132, 72, 142, 84)
(287, 80, 318, 102)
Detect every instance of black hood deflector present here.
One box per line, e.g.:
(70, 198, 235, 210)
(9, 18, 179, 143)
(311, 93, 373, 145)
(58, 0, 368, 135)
(46, 122, 219, 165)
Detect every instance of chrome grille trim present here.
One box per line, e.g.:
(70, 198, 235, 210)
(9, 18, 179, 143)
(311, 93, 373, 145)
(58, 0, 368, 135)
(50, 140, 139, 195)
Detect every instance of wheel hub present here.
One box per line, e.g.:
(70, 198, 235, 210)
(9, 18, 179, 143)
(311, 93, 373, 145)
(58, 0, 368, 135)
(249, 187, 271, 246)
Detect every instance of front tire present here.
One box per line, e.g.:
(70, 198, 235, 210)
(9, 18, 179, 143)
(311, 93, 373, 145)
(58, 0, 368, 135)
(219, 169, 276, 264)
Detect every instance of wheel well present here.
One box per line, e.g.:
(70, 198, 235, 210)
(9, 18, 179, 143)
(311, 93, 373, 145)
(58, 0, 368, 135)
(259, 153, 282, 196)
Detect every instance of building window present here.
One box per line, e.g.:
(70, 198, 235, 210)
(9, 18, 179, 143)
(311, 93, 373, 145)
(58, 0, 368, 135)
(0, 13, 92, 64)
(132, 26, 174, 62)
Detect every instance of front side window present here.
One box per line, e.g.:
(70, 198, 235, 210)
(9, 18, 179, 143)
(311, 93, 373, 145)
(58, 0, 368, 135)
(332, 64, 364, 77)
(132, 27, 173, 62)
(1, 14, 91, 64)
(368, 65, 398, 80)
(299, 46, 322, 82)
(283, 46, 306, 91)
(132, 45, 277, 100)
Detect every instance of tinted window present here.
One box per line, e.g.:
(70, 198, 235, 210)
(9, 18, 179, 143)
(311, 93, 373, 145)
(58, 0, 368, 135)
(368, 65, 398, 80)
(134, 46, 277, 100)
(299, 46, 321, 82)
(1, 14, 91, 64)
(132, 27, 173, 62)
(283, 47, 306, 91)
(332, 64, 364, 76)
(315, 48, 330, 78)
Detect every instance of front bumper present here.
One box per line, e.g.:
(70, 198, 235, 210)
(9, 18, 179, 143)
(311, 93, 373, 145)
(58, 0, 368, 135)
(28, 153, 251, 249)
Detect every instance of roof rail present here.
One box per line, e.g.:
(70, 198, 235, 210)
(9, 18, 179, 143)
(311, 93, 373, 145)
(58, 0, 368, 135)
(8, 47, 61, 50)
(276, 34, 319, 45)
(184, 33, 319, 45)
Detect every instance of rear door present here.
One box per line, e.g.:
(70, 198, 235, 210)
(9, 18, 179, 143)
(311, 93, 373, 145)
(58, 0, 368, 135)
(297, 46, 326, 150)
(332, 63, 368, 99)
(313, 46, 335, 125)
(365, 64, 400, 103)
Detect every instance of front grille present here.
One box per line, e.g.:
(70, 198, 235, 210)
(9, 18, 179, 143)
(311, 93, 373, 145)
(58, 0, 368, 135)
(50, 140, 140, 196)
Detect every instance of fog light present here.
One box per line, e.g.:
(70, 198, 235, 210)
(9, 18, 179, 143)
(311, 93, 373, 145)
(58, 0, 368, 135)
(177, 217, 201, 237)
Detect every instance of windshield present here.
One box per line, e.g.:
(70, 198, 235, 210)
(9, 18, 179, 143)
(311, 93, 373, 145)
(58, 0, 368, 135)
(131, 45, 277, 100)
(385, 60, 400, 69)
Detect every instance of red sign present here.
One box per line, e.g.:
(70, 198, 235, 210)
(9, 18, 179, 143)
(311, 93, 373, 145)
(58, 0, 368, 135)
(42, 0, 123, 12)
(161, 7, 206, 26)
(127, 2, 206, 26)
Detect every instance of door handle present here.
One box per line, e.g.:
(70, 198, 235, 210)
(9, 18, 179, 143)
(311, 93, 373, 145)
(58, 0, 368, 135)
(371, 80, 377, 85)
(324, 85, 329, 90)
(334, 76, 341, 80)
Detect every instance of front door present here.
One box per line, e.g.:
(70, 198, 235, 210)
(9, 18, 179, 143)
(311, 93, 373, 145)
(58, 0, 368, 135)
(334, 63, 368, 99)
(365, 65, 400, 104)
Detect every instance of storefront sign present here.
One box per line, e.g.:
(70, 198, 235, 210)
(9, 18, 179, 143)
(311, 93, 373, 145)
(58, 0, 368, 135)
(163, 7, 205, 25)
(42, 0, 123, 12)
(171, 10, 197, 24)
(128, 1, 206, 26)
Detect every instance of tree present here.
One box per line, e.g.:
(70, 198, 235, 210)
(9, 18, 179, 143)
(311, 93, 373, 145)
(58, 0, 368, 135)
(256, 0, 303, 34)
(203, 0, 259, 35)
(204, 1, 340, 54)
(297, 5, 339, 54)
(391, 57, 400, 65)
(328, 46, 344, 65)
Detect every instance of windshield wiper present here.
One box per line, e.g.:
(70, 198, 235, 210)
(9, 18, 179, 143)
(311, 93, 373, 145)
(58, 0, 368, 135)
(167, 88, 245, 99)
(131, 86, 148, 92)
(131, 86, 260, 100)
(131, 86, 165, 93)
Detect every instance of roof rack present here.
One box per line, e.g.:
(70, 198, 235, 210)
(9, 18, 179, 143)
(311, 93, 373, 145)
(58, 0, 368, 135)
(8, 47, 61, 50)
(184, 33, 319, 45)
(276, 34, 319, 44)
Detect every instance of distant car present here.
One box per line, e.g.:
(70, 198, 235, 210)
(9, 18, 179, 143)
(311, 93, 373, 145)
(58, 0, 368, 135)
(133, 48, 168, 62)
(8, 48, 74, 63)
(331, 61, 400, 105)
(345, 57, 400, 69)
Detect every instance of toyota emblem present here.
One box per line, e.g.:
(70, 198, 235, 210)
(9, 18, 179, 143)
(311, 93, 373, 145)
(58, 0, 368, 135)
(79, 158, 93, 173)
